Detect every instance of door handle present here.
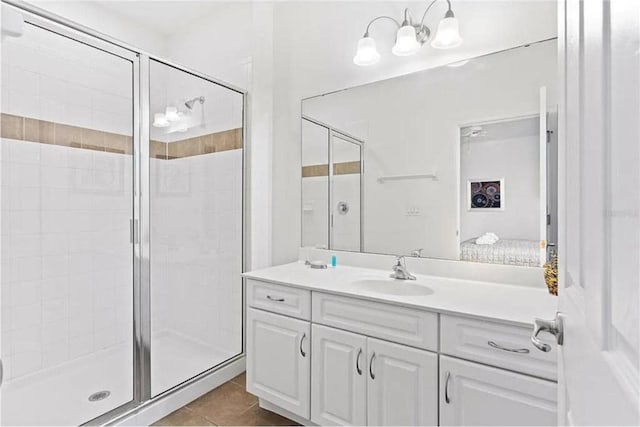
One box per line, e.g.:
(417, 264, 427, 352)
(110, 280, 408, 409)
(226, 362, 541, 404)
(299, 333, 306, 357)
(444, 371, 451, 404)
(369, 352, 376, 380)
(266, 295, 285, 302)
(487, 341, 530, 354)
(531, 312, 564, 352)
(356, 348, 363, 375)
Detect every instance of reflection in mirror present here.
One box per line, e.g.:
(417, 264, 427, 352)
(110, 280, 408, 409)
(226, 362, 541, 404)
(301, 39, 557, 267)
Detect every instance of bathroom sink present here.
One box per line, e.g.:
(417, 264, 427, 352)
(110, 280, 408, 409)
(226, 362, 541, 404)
(351, 278, 434, 296)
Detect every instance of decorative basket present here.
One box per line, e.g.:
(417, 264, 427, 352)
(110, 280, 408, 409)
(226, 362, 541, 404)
(543, 251, 558, 296)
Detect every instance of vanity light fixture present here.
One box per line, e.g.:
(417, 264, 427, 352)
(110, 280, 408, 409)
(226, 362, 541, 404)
(353, 0, 462, 66)
(153, 113, 170, 128)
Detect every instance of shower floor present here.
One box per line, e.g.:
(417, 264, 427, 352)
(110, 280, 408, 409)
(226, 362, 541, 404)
(2, 331, 237, 426)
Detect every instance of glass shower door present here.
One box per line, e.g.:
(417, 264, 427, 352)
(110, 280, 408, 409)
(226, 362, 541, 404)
(1, 20, 136, 425)
(149, 60, 244, 396)
(330, 133, 362, 252)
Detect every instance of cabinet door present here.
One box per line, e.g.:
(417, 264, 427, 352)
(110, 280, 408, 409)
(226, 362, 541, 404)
(246, 308, 310, 418)
(440, 355, 557, 426)
(311, 324, 367, 426)
(367, 337, 438, 426)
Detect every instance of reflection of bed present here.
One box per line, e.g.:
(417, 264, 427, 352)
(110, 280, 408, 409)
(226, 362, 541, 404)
(460, 238, 541, 266)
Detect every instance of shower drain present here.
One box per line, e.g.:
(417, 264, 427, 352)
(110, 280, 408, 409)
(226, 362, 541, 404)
(88, 390, 111, 402)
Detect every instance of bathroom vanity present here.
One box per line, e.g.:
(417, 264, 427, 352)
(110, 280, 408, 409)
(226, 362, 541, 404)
(243, 261, 558, 426)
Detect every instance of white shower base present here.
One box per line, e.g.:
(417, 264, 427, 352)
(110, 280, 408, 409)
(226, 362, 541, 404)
(2, 331, 237, 426)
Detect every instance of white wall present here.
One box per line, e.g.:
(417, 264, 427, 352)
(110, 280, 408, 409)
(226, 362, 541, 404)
(271, 0, 557, 264)
(25, 1, 168, 56)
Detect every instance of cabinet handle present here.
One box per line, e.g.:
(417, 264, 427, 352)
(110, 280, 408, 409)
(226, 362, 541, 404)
(266, 295, 285, 302)
(487, 340, 530, 354)
(356, 348, 363, 375)
(444, 371, 451, 404)
(369, 352, 376, 380)
(300, 333, 306, 357)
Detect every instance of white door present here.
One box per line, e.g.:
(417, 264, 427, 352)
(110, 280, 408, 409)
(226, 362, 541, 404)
(366, 337, 437, 426)
(311, 324, 367, 426)
(246, 308, 311, 418)
(554, 0, 640, 424)
(439, 355, 557, 426)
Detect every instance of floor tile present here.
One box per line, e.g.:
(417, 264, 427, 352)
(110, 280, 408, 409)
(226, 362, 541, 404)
(153, 373, 299, 426)
(152, 407, 216, 426)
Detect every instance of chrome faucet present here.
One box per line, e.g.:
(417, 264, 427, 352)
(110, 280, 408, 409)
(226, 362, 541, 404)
(390, 256, 416, 280)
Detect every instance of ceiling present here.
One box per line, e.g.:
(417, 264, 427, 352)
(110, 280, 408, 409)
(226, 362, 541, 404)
(94, 1, 229, 37)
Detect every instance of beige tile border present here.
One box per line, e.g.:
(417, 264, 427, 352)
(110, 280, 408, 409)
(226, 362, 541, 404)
(1, 113, 243, 159)
(302, 161, 361, 177)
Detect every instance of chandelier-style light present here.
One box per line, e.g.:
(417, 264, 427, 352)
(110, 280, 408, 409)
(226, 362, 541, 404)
(353, 0, 462, 66)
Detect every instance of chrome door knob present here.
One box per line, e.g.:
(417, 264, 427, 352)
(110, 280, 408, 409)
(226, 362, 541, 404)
(531, 312, 564, 352)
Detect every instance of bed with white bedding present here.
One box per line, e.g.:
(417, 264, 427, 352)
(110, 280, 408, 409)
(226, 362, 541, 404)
(460, 238, 541, 266)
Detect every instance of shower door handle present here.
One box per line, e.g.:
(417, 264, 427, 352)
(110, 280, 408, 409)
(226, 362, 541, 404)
(129, 219, 139, 244)
(0, 358, 3, 387)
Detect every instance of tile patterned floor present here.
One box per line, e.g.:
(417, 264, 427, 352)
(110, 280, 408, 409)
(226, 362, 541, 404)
(152, 373, 298, 426)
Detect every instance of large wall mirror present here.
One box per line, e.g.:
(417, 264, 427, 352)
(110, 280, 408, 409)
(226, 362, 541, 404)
(301, 39, 557, 267)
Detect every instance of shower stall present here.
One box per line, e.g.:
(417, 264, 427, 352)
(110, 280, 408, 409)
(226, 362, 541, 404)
(0, 3, 246, 425)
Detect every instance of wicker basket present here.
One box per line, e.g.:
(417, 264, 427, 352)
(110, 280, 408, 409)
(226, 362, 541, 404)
(543, 251, 558, 296)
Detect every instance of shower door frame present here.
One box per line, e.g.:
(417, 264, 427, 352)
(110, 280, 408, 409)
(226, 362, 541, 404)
(2, 1, 250, 425)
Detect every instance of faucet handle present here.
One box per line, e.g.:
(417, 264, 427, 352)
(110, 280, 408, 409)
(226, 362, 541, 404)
(411, 248, 423, 257)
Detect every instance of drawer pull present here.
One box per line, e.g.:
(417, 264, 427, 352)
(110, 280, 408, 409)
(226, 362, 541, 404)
(369, 352, 376, 380)
(356, 348, 363, 375)
(266, 295, 285, 302)
(300, 333, 307, 357)
(444, 371, 451, 404)
(487, 340, 530, 354)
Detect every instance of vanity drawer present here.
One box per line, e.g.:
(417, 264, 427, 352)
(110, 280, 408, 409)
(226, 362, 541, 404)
(246, 280, 311, 320)
(440, 314, 557, 381)
(312, 292, 438, 351)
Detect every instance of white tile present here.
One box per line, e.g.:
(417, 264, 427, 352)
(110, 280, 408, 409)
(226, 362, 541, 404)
(10, 350, 41, 378)
(42, 318, 69, 344)
(42, 339, 69, 368)
(41, 166, 70, 189)
(10, 141, 41, 165)
(11, 325, 41, 355)
(11, 302, 41, 329)
(69, 334, 93, 359)
(11, 280, 42, 306)
(10, 66, 39, 98)
(42, 298, 69, 323)
(41, 277, 69, 302)
(42, 254, 68, 279)
(17, 255, 42, 282)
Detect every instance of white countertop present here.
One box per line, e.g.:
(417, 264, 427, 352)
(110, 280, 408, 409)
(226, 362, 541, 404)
(243, 261, 558, 327)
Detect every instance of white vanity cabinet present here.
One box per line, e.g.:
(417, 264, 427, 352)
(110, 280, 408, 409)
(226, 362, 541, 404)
(440, 355, 557, 426)
(310, 324, 438, 426)
(311, 324, 367, 426)
(246, 307, 311, 418)
(366, 337, 438, 426)
(244, 278, 557, 427)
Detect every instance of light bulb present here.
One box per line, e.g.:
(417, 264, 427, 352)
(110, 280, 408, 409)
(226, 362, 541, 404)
(165, 106, 181, 122)
(392, 25, 421, 56)
(431, 16, 462, 49)
(152, 113, 169, 128)
(353, 36, 380, 66)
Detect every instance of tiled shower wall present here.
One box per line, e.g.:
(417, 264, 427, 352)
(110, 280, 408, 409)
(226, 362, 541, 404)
(1, 23, 135, 381)
(1, 137, 133, 380)
(150, 148, 243, 354)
